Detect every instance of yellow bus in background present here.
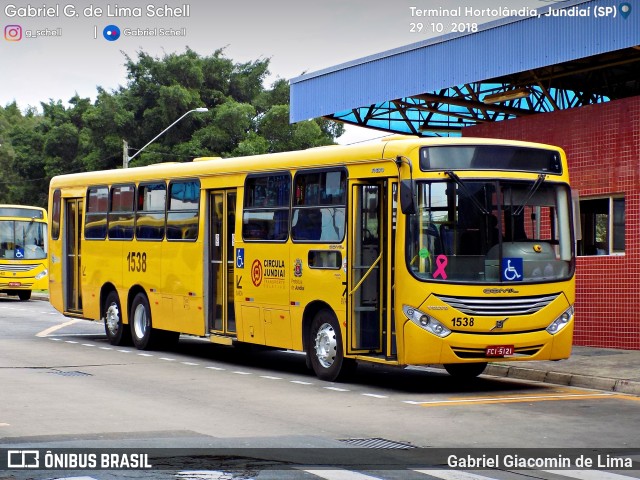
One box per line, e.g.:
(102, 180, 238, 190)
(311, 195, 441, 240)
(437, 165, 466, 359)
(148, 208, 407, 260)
(0, 205, 48, 301)
(48, 137, 575, 381)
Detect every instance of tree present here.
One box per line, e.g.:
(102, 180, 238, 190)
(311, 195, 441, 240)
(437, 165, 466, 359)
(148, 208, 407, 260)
(0, 48, 344, 206)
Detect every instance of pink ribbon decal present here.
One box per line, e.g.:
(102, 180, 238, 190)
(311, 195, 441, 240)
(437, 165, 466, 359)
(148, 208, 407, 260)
(433, 254, 448, 280)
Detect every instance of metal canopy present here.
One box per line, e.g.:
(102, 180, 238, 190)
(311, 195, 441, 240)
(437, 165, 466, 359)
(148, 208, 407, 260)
(290, 0, 640, 136)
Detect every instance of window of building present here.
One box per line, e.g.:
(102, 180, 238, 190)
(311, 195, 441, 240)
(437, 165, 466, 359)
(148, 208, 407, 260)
(243, 173, 290, 241)
(578, 196, 625, 256)
(108, 184, 135, 240)
(166, 180, 200, 241)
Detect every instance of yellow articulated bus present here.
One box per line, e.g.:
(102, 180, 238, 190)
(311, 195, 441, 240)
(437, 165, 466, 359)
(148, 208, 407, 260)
(48, 137, 575, 381)
(0, 204, 49, 301)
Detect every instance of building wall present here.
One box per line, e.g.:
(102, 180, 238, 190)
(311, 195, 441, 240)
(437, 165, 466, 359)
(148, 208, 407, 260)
(464, 96, 640, 349)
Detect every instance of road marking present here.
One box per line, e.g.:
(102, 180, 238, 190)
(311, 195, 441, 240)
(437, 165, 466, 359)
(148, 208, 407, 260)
(138, 353, 153, 357)
(291, 380, 313, 385)
(36, 319, 81, 337)
(233, 371, 252, 375)
(82, 343, 95, 347)
(260, 375, 282, 380)
(182, 362, 199, 366)
(159, 357, 175, 361)
(303, 469, 383, 480)
(362, 393, 388, 399)
(117, 349, 131, 353)
(176, 471, 230, 480)
(99, 347, 112, 350)
(545, 470, 639, 480)
(324, 386, 349, 392)
(414, 470, 498, 480)
(206, 367, 225, 371)
(0, 423, 10, 427)
(411, 392, 622, 407)
(65, 340, 79, 344)
(49, 338, 62, 341)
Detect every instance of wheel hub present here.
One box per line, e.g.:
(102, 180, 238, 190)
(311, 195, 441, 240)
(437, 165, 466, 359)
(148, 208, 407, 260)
(133, 304, 148, 339)
(105, 304, 120, 335)
(314, 322, 337, 368)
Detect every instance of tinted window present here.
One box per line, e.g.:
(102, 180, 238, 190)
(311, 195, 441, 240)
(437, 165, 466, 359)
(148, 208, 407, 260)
(108, 185, 135, 240)
(136, 182, 166, 241)
(167, 180, 200, 241)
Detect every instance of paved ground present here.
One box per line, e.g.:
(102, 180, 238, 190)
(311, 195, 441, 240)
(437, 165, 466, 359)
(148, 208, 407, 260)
(30, 292, 640, 395)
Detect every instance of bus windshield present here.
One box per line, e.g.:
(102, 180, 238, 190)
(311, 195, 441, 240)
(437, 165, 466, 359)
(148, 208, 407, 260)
(0, 220, 48, 260)
(406, 179, 573, 284)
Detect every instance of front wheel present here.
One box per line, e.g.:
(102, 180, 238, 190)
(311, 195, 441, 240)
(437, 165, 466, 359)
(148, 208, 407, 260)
(18, 291, 31, 301)
(308, 310, 355, 381)
(443, 362, 487, 379)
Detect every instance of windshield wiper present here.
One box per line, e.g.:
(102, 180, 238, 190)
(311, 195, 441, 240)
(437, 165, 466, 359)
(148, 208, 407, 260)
(445, 171, 490, 216)
(513, 174, 546, 216)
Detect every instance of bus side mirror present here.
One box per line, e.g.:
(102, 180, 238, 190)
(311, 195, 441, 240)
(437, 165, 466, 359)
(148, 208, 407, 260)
(400, 180, 417, 215)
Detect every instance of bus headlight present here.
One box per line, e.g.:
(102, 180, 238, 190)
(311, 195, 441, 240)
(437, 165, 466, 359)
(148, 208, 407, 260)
(35, 269, 48, 280)
(402, 305, 451, 338)
(546, 306, 574, 335)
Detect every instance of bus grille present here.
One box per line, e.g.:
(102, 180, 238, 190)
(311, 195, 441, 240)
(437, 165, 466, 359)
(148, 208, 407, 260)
(452, 345, 543, 359)
(0, 264, 39, 273)
(435, 293, 559, 316)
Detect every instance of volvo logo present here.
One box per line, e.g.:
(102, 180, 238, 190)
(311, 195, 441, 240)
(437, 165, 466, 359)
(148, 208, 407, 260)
(483, 288, 519, 294)
(490, 318, 509, 331)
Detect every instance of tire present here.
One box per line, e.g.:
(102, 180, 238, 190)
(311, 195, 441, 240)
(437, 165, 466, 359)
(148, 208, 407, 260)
(130, 292, 155, 350)
(443, 362, 487, 379)
(103, 290, 131, 346)
(308, 309, 355, 382)
(18, 291, 31, 301)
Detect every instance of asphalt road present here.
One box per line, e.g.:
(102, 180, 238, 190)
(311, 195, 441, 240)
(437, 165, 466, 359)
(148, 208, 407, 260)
(1, 297, 639, 480)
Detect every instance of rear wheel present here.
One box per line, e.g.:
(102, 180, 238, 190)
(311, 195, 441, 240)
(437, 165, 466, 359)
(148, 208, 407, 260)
(18, 291, 31, 301)
(444, 362, 487, 379)
(103, 291, 131, 346)
(130, 293, 155, 350)
(308, 310, 355, 381)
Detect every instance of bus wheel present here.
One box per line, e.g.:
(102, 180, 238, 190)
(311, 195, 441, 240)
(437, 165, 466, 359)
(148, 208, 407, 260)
(130, 293, 155, 350)
(444, 362, 487, 379)
(103, 291, 131, 346)
(18, 291, 31, 301)
(309, 310, 355, 382)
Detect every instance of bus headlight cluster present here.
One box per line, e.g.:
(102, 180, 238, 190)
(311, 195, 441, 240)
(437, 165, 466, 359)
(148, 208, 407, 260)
(402, 305, 451, 338)
(546, 305, 574, 335)
(35, 269, 47, 280)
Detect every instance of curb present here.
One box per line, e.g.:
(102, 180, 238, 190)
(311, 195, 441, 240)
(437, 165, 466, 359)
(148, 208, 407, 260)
(485, 364, 640, 396)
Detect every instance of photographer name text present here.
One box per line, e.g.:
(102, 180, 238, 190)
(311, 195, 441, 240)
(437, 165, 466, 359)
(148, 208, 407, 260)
(4, 3, 190, 18)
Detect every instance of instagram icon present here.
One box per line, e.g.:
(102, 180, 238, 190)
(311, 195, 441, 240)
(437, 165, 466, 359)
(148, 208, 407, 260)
(4, 24, 22, 41)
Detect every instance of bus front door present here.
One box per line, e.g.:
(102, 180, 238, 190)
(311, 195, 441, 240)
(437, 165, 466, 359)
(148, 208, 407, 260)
(349, 181, 392, 357)
(208, 190, 237, 337)
(64, 198, 83, 314)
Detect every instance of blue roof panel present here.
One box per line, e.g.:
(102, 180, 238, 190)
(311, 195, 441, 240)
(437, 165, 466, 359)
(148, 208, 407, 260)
(290, 0, 640, 123)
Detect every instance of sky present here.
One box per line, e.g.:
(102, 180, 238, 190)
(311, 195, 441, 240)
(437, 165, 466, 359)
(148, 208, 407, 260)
(0, 0, 589, 144)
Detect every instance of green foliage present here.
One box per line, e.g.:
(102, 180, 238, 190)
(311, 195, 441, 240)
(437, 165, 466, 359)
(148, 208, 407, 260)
(0, 48, 344, 207)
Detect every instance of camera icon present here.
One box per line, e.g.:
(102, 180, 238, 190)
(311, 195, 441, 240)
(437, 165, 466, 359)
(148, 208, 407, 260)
(4, 24, 22, 41)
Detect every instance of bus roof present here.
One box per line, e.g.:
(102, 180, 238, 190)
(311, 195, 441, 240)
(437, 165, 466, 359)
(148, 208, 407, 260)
(49, 137, 565, 189)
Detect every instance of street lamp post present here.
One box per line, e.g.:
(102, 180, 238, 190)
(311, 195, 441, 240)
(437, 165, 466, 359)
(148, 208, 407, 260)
(122, 107, 208, 168)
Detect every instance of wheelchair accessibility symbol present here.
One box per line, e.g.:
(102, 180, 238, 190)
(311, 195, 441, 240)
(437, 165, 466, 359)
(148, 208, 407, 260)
(236, 248, 244, 269)
(501, 257, 523, 282)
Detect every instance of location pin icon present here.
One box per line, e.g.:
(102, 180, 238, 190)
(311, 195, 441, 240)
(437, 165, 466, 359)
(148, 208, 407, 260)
(619, 2, 631, 19)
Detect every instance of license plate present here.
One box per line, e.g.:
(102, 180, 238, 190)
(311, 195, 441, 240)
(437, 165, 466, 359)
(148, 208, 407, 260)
(8, 282, 21, 287)
(486, 345, 514, 357)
